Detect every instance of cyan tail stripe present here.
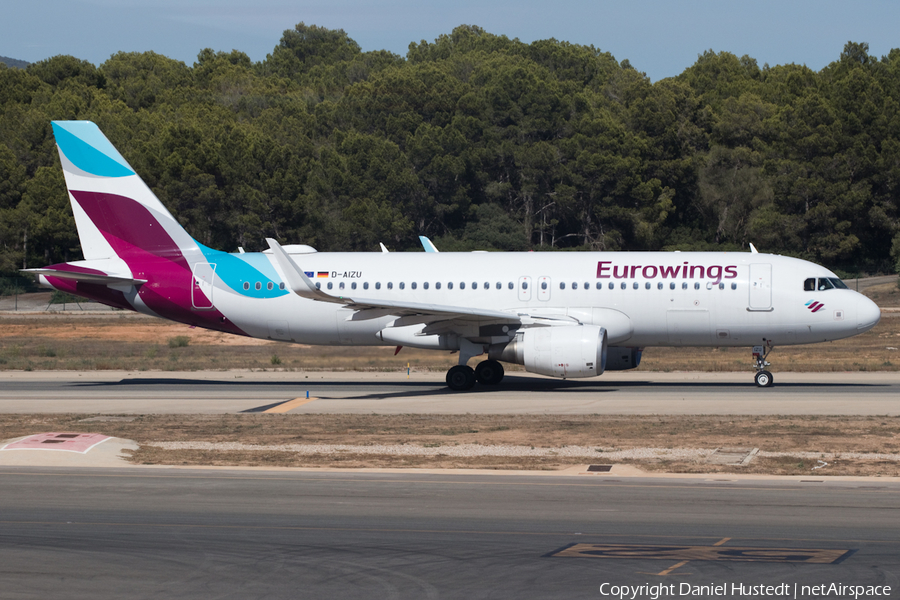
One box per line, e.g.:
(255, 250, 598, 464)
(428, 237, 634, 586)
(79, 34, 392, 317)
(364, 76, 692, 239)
(197, 244, 288, 299)
(52, 121, 135, 178)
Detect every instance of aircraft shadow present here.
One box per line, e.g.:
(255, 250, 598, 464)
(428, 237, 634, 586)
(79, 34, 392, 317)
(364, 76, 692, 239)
(72, 375, 888, 394)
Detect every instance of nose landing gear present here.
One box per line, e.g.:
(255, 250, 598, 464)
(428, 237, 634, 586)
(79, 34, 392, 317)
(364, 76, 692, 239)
(752, 344, 774, 387)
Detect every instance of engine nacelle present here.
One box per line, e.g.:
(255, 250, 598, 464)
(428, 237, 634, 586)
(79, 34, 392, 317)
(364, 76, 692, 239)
(488, 325, 607, 379)
(605, 347, 642, 371)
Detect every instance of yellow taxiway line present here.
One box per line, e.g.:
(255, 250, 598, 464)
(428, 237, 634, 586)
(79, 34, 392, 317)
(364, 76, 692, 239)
(262, 397, 318, 413)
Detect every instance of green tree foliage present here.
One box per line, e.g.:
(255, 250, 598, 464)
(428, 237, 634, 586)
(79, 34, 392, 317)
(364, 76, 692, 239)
(1, 31, 898, 274)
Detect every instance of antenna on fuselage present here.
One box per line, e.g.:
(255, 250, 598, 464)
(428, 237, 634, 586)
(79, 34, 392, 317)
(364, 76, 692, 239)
(749, 243, 759, 254)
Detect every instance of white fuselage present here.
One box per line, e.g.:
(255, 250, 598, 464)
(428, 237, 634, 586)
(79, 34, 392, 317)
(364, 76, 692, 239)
(197, 251, 880, 350)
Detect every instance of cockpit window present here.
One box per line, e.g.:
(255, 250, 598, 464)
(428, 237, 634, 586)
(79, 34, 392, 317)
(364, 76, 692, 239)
(829, 278, 848, 289)
(817, 278, 835, 291)
(804, 278, 816, 291)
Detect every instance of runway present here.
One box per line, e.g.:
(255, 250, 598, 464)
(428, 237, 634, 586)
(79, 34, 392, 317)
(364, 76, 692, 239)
(1, 467, 897, 599)
(1, 370, 899, 414)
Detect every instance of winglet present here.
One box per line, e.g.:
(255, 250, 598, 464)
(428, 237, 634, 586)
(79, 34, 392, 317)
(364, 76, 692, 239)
(265, 238, 344, 304)
(419, 236, 440, 253)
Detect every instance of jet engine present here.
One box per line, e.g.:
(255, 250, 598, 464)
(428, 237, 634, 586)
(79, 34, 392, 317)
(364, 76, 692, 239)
(488, 325, 607, 379)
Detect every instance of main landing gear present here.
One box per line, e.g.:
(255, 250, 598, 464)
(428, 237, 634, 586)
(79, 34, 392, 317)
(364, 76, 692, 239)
(446, 360, 505, 391)
(752, 344, 774, 387)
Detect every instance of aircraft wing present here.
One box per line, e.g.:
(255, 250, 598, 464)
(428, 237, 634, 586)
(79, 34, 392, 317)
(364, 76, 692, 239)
(265, 238, 568, 326)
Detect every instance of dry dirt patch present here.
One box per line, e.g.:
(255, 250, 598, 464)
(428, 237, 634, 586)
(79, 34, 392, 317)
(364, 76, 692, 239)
(2, 414, 898, 476)
(2, 312, 899, 372)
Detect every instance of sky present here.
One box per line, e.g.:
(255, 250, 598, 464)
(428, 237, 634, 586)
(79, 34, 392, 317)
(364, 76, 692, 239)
(3, 0, 899, 82)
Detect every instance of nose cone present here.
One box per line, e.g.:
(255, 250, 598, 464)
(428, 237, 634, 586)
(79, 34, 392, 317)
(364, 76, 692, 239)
(857, 295, 881, 333)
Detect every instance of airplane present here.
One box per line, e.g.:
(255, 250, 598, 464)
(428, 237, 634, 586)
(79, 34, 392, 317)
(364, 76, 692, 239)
(24, 121, 882, 390)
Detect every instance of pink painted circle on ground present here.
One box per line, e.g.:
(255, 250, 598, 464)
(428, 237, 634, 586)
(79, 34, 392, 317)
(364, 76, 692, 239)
(0, 432, 111, 454)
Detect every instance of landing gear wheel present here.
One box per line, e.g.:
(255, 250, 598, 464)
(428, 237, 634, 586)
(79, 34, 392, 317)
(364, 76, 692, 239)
(475, 360, 505, 385)
(446, 365, 476, 391)
(752, 344, 775, 388)
(754, 370, 773, 387)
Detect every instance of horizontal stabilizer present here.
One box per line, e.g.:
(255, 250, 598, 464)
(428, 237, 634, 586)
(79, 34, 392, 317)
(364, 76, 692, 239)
(22, 268, 146, 286)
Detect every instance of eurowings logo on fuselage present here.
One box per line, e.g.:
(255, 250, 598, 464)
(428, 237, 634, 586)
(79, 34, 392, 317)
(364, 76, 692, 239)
(596, 261, 738, 284)
(806, 300, 825, 313)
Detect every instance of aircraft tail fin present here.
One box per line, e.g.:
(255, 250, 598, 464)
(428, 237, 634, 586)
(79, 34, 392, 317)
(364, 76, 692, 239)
(51, 120, 198, 262)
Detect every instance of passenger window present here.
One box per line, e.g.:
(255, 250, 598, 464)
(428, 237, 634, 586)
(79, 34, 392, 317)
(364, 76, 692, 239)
(460, 282, 466, 290)
(387, 282, 393, 290)
(423, 282, 429, 290)
(694, 282, 700, 290)
(718, 283, 724, 290)
(596, 282, 603, 290)
(399, 282, 405, 290)
(621, 282, 627, 290)
(804, 278, 816, 291)
(243, 282, 250, 290)
(267, 282, 274, 291)
(484, 282, 489, 290)
(351, 282, 357, 290)
(706, 282, 713, 290)
(496, 282, 501, 290)
(572, 282, 577, 289)
(363, 282, 369, 290)
(279, 282, 285, 290)
(583, 282, 589, 290)
(682, 282, 688, 290)
(633, 282, 639, 290)
(375, 282, 381, 290)
(328, 282, 334, 290)
(658, 282, 663, 290)
(411, 282, 417, 290)
(472, 282, 477, 289)
(521, 282, 527, 290)
(508, 282, 514, 290)
(315, 282, 321, 290)
(731, 282, 737, 290)
(436, 282, 442, 290)
(669, 282, 675, 290)
(609, 282, 614, 290)
(339, 282, 345, 290)
(256, 282, 262, 290)
(557, 282, 563, 290)
(448, 282, 454, 290)
(645, 282, 651, 290)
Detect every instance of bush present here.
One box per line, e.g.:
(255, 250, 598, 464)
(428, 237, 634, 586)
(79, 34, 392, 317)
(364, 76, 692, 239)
(167, 336, 190, 348)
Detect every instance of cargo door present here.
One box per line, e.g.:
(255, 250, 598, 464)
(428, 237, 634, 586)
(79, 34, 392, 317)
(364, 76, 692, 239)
(191, 262, 216, 310)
